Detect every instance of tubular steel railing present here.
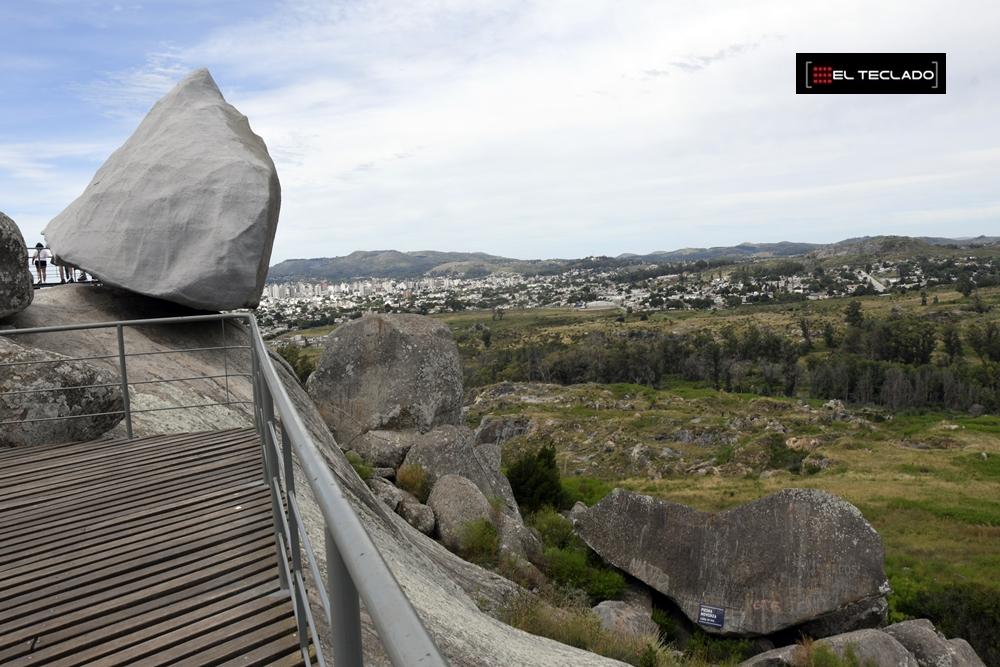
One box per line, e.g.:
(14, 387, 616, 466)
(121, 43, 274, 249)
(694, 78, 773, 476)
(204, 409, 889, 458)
(1, 313, 448, 667)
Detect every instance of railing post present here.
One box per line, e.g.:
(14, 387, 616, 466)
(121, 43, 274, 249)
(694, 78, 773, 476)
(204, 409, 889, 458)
(326, 529, 364, 667)
(115, 324, 134, 439)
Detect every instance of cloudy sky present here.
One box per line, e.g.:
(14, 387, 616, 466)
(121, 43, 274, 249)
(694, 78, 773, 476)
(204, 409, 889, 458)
(1, 1, 998, 263)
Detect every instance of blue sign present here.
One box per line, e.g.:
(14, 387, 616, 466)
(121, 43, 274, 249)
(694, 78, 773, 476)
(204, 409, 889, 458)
(698, 604, 725, 629)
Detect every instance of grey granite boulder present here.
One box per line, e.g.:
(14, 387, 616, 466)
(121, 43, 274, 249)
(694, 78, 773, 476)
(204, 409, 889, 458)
(884, 619, 986, 667)
(427, 474, 496, 552)
(0, 336, 123, 445)
(576, 488, 888, 636)
(592, 600, 659, 638)
(353, 429, 421, 468)
(398, 500, 436, 536)
(306, 314, 463, 445)
(0, 212, 32, 319)
(401, 425, 520, 519)
(43, 69, 280, 311)
(822, 629, 918, 667)
(741, 630, 918, 667)
(474, 414, 530, 445)
(367, 476, 414, 512)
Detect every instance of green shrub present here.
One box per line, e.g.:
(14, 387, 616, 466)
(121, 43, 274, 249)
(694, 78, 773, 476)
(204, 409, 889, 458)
(562, 476, 614, 507)
(530, 508, 580, 550)
(500, 592, 677, 667)
(685, 630, 754, 664)
(508, 444, 565, 514)
(459, 519, 499, 566)
(345, 451, 373, 481)
(275, 344, 317, 384)
(396, 464, 431, 502)
(544, 546, 625, 603)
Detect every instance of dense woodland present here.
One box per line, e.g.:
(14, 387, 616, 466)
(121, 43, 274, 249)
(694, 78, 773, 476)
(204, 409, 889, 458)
(461, 301, 1000, 413)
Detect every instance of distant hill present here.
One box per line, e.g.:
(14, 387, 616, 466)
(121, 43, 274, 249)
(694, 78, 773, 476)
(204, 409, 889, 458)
(267, 235, 1000, 281)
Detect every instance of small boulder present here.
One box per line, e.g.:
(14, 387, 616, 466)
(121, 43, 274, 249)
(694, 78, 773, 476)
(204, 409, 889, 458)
(306, 314, 463, 444)
(401, 425, 519, 517)
(367, 477, 413, 512)
(947, 639, 987, 667)
(43, 69, 280, 311)
(475, 415, 531, 445)
(741, 629, 917, 667)
(576, 488, 888, 636)
(498, 513, 545, 568)
(821, 629, 918, 667)
(591, 600, 659, 638)
(884, 619, 986, 667)
(353, 429, 421, 468)
(427, 474, 496, 552)
(398, 501, 436, 536)
(0, 336, 123, 445)
(0, 212, 33, 320)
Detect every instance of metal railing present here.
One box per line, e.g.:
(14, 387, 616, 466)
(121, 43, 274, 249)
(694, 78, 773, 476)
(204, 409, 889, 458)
(1, 313, 448, 667)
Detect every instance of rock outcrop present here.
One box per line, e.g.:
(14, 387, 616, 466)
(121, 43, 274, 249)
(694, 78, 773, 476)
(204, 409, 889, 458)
(742, 629, 918, 667)
(0, 212, 32, 319)
(306, 314, 463, 445)
(401, 424, 520, 518)
(427, 474, 496, 552)
(883, 619, 986, 667)
(592, 600, 659, 638)
(0, 335, 123, 446)
(576, 488, 888, 636)
(353, 429, 422, 468)
(43, 69, 280, 311)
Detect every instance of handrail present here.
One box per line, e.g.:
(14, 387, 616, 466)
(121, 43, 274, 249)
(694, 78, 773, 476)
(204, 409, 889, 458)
(1, 312, 448, 667)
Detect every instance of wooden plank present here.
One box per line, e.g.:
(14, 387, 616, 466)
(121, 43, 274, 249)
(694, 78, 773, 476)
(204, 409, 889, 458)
(0, 471, 262, 564)
(0, 429, 303, 666)
(0, 490, 269, 587)
(40, 587, 290, 667)
(0, 561, 277, 664)
(98, 603, 295, 667)
(0, 430, 250, 482)
(0, 509, 272, 607)
(0, 455, 259, 553)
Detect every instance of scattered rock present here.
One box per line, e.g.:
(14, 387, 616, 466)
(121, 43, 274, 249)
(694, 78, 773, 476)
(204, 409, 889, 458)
(498, 513, 545, 568)
(591, 600, 659, 638)
(821, 629, 918, 667)
(367, 477, 414, 512)
(401, 425, 519, 517)
(741, 629, 917, 667)
(306, 314, 463, 444)
(947, 639, 988, 667)
(801, 454, 830, 474)
(785, 436, 819, 452)
(968, 404, 985, 417)
(372, 467, 395, 480)
(576, 488, 888, 636)
(0, 212, 33, 320)
(568, 501, 589, 523)
(398, 501, 436, 536)
(884, 618, 986, 667)
(474, 415, 530, 445)
(43, 69, 280, 311)
(0, 336, 124, 446)
(352, 429, 421, 468)
(427, 474, 496, 552)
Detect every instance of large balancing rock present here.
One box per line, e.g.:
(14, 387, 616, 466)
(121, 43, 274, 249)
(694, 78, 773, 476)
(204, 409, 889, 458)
(306, 314, 464, 445)
(43, 68, 280, 311)
(0, 212, 33, 319)
(576, 488, 889, 637)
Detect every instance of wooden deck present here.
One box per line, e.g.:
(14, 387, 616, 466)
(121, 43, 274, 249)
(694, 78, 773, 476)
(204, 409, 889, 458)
(0, 429, 307, 666)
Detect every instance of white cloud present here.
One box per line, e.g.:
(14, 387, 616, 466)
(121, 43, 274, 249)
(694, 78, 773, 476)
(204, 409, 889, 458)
(33, 0, 1000, 260)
